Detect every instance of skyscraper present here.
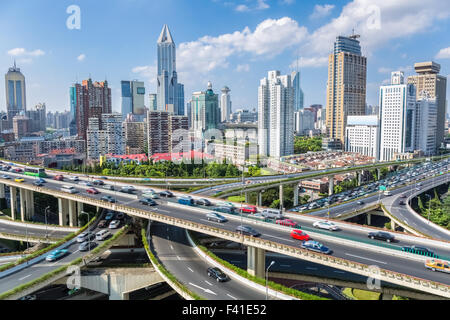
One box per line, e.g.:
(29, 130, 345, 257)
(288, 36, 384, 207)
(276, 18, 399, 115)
(291, 71, 304, 111)
(149, 94, 157, 111)
(407, 61, 447, 149)
(325, 34, 367, 149)
(157, 25, 184, 115)
(191, 82, 220, 138)
(220, 86, 232, 122)
(5, 62, 26, 120)
(87, 113, 124, 160)
(70, 78, 112, 140)
(379, 72, 417, 161)
(258, 71, 294, 158)
(121, 80, 146, 119)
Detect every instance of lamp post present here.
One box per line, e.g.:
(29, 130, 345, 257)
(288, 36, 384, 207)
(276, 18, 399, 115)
(266, 261, 275, 300)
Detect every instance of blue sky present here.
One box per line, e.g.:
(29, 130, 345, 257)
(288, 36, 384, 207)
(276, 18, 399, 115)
(1, 0, 449, 113)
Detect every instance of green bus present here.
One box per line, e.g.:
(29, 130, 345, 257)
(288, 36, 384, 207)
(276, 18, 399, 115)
(24, 167, 47, 178)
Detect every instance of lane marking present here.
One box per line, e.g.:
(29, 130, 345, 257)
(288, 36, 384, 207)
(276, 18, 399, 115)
(170, 245, 174, 250)
(189, 282, 217, 295)
(19, 274, 31, 281)
(204, 280, 213, 286)
(176, 255, 181, 260)
(187, 267, 194, 273)
(305, 267, 317, 270)
(345, 253, 387, 265)
(263, 234, 295, 243)
(227, 294, 238, 300)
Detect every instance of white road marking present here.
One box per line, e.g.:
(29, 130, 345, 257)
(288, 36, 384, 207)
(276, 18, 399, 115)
(189, 282, 217, 295)
(305, 267, 317, 270)
(19, 274, 31, 281)
(204, 280, 213, 286)
(227, 294, 238, 300)
(345, 253, 387, 265)
(200, 219, 223, 225)
(176, 255, 181, 260)
(263, 234, 295, 242)
(170, 245, 174, 250)
(187, 267, 194, 273)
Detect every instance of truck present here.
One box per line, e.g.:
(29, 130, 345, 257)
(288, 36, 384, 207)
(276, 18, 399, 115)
(178, 197, 194, 206)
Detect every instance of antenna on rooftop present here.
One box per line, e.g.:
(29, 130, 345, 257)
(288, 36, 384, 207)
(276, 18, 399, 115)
(349, 28, 360, 40)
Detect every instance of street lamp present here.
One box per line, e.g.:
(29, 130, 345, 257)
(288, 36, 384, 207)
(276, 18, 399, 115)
(266, 261, 275, 300)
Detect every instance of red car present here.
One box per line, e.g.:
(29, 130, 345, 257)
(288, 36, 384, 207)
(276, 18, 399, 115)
(290, 229, 310, 241)
(86, 188, 99, 194)
(276, 219, 300, 228)
(239, 205, 257, 214)
(53, 175, 64, 181)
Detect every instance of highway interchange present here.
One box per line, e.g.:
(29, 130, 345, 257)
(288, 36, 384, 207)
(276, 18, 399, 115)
(0, 158, 449, 299)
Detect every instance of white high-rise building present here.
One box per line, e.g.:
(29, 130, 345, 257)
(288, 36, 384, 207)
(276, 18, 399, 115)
(87, 113, 125, 161)
(294, 109, 315, 135)
(415, 92, 437, 156)
(379, 71, 417, 161)
(345, 115, 379, 158)
(220, 86, 231, 122)
(258, 71, 294, 158)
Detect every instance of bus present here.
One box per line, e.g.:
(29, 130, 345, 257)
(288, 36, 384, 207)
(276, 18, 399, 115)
(23, 167, 47, 178)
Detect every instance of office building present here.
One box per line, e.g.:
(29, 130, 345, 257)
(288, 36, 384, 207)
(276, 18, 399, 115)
(407, 61, 447, 148)
(12, 115, 29, 140)
(121, 80, 145, 118)
(294, 109, 315, 135)
(230, 109, 257, 123)
(168, 115, 189, 153)
(191, 82, 220, 137)
(5, 62, 26, 120)
(185, 100, 192, 128)
(220, 86, 232, 122)
(258, 71, 294, 158)
(147, 111, 169, 155)
(87, 113, 124, 161)
(345, 115, 379, 158)
(379, 71, 417, 161)
(325, 35, 367, 148)
(26, 103, 46, 133)
(157, 25, 184, 115)
(149, 94, 157, 111)
(415, 93, 437, 156)
(70, 78, 112, 140)
(291, 71, 304, 111)
(123, 114, 146, 154)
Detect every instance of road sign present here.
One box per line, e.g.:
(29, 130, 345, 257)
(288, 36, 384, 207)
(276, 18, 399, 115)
(379, 185, 386, 191)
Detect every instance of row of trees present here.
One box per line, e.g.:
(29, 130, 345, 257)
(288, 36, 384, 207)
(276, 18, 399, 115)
(62, 160, 262, 179)
(417, 187, 450, 229)
(294, 136, 323, 154)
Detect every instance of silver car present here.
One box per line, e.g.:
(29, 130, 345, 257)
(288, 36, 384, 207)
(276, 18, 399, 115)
(206, 212, 227, 223)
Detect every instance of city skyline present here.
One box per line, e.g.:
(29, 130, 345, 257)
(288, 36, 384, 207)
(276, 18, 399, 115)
(1, 1, 449, 113)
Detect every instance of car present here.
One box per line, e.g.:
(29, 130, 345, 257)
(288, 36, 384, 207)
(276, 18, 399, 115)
(19, 295, 37, 300)
(402, 245, 435, 257)
(120, 187, 135, 194)
(33, 181, 43, 186)
(109, 220, 121, 229)
(239, 205, 257, 214)
(261, 208, 284, 220)
(105, 211, 115, 220)
(123, 185, 136, 191)
(79, 181, 93, 187)
(214, 206, 236, 214)
(97, 220, 108, 228)
(196, 198, 212, 206)
(235, 225, 260, 237)
(61, 185, 78, 194)
(142, 188, 155, 194)
(400, 195, 407, 198)
(300, 240, 332, 254)
(86, 188, 100, 194)
(206, 212, 228, 223)
(290, 229, 310, 241)
(217, 201, 235, 208)
(116, 212, 125, 220)
(100, 176, 108, 180)
(69, 176, 79, 181)
(142, 192, 159, 199)
(103, 184, 114, 191)
(424, 259, 450, 273)
(1, 175, 10, 179)
(96, 230, 111, 241)
(313, 221, 339, 231)
(79, 241, 97, 252)
(357, 201, 364, 205)
(101, 195, 116, 203)
(45, 249, 69, 262)
(159, 190, 174, 197)
(14, 178, 24, 183)
(76, 232, 95, 243)
(35, 178, 46, 184)
(368, 231, 395, 243)
(276, 219, 300, 228)
(207, 267, 229, 282)
(399, 200, 406, 205)
(139, 198, 157, 206)
(93, 180, 104, 186)
(178, 197, 195, 205)
(53, 175, 64, 181)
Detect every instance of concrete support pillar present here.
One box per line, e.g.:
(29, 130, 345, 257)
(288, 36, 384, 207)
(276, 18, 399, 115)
(279, 184, 284, 211)
(26, 190, 33, 219)
(293, 184, 299, 207)
(0, 183, 5, 198)
(247, 246, 265, 278)
(367, 213, 371, 226)
(10, 186, 17, 220)
(377, 168, 381, 180)
(58, 198, 68, 226)
(358, 171, 363, 186)
(68, 200, 77, 227)
(77, 202, 83, 216)
(258, 192, 263, 207)
(20, 188, 26, 222)
(391, 219, 396, 231)
(328, 176, 334, 196)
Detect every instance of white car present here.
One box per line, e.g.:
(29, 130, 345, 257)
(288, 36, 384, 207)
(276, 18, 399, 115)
(313, 221, 339, 231)
(96, 229, 111, 241)
(70, 176, 80, 181)
(109, 220, 121, 229)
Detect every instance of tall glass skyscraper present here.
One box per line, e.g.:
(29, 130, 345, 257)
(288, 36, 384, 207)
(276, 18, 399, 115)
(291, 71, 304, 111)
(5, 62, 26, 120)
(157, 24, 184, 115)
(191, 82, 220, 137)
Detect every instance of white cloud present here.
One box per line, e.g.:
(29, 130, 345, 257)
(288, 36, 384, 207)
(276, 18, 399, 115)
(310, 4, 335, 19)
(7, 48, 45, 57)
(235, 0, 269, 12)
(235, 4, 249, 12)
(177, 17, 308, 76)
(132, 65, 157, 85)
(290, 56, 328, 68)
(281, 0, 295, 4)
(256, 0, 269, 10)
(236, 64, 250, 72)
(77, 54, 86, 61)
(436, 47, 450, 59)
